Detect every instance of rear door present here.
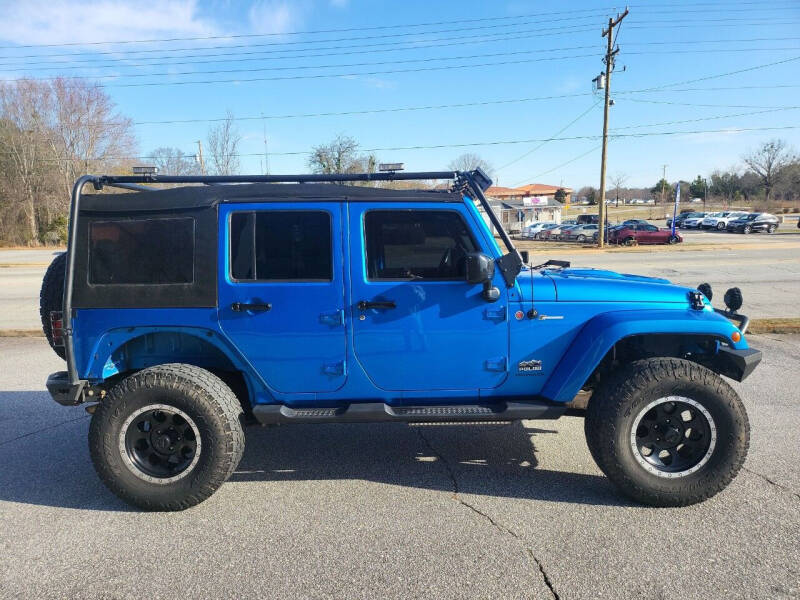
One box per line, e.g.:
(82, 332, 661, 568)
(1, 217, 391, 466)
(218, 203, 347, 393)
(348, 203, 510, 392)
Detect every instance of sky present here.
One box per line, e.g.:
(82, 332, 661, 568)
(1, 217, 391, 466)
(0, 0, 799, 189)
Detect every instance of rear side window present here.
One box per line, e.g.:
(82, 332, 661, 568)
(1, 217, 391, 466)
(364, 210, 478, 280)
(89, 218, 194, 285)
(230, 211, 332, 281)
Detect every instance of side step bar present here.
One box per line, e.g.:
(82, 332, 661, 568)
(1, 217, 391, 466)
(252, 400, 565, 425)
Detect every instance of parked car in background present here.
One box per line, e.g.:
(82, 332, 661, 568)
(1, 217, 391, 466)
(701, 211, 748, 230)
(609, 223, 682, 245)
(668, 211, 706, 228)
(576, 214, 599, 224)
(726, 213, 779, 234)
(533, 223, 560, 239)
(520, 222, 555, 239)
(682, 213, 707, 229)
(621, 219, 652, 227)
(563, 224, 599, 242)
(556, 224, 582, 240)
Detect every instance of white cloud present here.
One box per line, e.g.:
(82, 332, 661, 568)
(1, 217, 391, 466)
(247, 0, 301, 35)
(0, 0, 218, 46)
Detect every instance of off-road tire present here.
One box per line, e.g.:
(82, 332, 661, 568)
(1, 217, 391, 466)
(39, 252, 66, 360)
(585, 357, 749, 507)
(89, 363, 244, 511)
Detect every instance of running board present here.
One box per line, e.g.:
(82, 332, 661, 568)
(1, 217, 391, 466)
(252, 400, 565, 425)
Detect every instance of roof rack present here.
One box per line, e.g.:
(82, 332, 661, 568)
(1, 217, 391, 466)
(61, 168, 520, 386)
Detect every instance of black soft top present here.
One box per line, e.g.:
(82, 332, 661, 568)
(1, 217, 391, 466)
(80, 183, 463, 214)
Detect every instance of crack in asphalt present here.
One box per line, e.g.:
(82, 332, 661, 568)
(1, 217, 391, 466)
(0, 414, 89, 448)
(742, 466, 800, 501)
(414, 427, 560, 600)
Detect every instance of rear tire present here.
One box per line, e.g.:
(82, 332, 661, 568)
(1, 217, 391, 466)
(767, 224, 776, 234)
(624, 237, 636, 246)
(668, 235, 679, 244)
(89, 364, 244, 511)
(585, 357, 749, 506)
(716, 222, 726, 230)
(743, 225, 751, 234)
(39, 252, 66, 360)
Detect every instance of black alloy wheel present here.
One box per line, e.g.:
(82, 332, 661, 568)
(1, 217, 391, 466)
(631, 397, 715, 477)
(122, 405, 200, 482)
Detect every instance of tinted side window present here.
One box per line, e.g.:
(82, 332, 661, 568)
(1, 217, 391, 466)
(231, 211, 332, 281)
(89, 218, 194, 285)
(365, 210, 478, 280)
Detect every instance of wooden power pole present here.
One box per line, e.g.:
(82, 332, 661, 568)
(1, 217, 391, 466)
(597, 7, 629, 247)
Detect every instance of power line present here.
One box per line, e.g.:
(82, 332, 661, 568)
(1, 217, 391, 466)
(3, 12, 798, 63)
(7, 40, 800, 75)
(3, 2, 794, 50)
(102, 53, 603, 88)
(624, 97, 800, 109)
(3, 47, 606, 82)
(8, 125, 798, 164)
(497, 101, 602, 171)
(514, 145, 603, 185)
(0, 18, 603, 61)
(0, 7, 622, 50)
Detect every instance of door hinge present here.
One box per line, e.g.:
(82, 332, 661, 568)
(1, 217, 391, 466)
(484, 306, 506, 321)
(322, 360, 346, 376)
(485, 357, 508, 372)
(319, 309, 344, 326)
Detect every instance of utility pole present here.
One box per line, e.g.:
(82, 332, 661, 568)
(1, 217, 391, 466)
(597, 7, 629, 247)
(196, 140, 206, 175)
(661, 164, 668, 205)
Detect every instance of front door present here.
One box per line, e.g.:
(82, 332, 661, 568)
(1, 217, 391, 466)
(348, 204, 509, 392)
(218, 203, 347, 393)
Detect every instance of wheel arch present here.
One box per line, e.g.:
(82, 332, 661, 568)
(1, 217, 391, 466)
(541, 309, 747, 403)
(85, 328, 258, 414)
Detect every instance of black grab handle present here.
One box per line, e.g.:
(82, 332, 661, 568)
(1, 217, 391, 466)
(231, 302, 272, 312)
(357, 300, 397, 311)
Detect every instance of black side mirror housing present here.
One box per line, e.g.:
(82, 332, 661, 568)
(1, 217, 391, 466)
(520, 250, 529, 264)
(465, 252, 500, 302)
(465, 252, 495, 284)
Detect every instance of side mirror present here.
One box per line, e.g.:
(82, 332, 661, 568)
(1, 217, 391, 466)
(465, 252, 495, 284)
(520, 250, 529, 264)
(465, 252, 500, 302)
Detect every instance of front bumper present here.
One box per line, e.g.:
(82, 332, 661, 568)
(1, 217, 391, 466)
(46, 372, 87, 406)
(709, 346, 762, 382)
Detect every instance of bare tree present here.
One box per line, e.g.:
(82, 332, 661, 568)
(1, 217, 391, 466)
(0, 78, 137, 245)
(610, 172, 628, 207)
(150, 147, 200, 176)
(743, 139, 796, 203)
(206, 111, 241, 176)
(307, 134, 377, 175)
(448, 153, 494, 178)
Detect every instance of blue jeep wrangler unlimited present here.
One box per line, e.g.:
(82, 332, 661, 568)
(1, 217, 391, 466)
(41, 170, 760, 510)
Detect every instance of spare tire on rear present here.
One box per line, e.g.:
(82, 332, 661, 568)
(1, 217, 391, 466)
(40, 252, 66, 360)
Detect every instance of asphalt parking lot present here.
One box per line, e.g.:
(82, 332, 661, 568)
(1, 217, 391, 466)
(1, 335, 799, 599)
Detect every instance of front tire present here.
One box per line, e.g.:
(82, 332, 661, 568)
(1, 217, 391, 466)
(743, 225, 751, 234)
(716, 222, 726, 230)
(585, 358, 749, 506)
(89, 364, 244, 511)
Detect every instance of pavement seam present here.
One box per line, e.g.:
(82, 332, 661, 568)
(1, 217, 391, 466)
(413, 427, 560, 600)
(742, 466, 800, 501)
(0, 414, 89, 448)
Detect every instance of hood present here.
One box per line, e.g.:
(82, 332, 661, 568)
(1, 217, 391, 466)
(531, 267, 694, 304)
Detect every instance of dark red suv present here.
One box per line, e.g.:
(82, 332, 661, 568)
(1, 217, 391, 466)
(609, 223, 682, 245)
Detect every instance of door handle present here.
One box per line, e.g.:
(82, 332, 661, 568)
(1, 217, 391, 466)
(231, 302, 272, 312)
(357, 300, 396, 311)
